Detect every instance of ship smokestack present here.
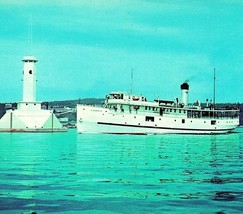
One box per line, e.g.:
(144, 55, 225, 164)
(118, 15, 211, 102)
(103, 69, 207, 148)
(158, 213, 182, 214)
(181, 82, 189, 106)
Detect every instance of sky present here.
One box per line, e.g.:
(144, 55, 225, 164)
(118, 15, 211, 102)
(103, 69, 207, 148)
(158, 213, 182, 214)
(0, 0, 242, 103)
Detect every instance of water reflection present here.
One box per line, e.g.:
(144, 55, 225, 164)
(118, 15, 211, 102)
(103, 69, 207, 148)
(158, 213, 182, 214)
(0, 129, 243, 213)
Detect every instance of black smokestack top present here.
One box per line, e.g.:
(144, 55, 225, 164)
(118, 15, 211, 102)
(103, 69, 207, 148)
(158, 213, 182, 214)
(181, 82, 189, 90)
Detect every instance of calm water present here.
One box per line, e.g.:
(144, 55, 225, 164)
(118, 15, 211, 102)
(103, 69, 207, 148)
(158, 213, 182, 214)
(0, 128, 243, 214)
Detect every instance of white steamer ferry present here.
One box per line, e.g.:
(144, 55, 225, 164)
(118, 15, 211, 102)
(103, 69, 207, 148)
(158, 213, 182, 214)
(77, 83, 239, 134)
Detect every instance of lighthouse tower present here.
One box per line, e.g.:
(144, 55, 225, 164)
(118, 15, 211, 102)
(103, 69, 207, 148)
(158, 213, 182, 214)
(18, 56, 41, 111)
(22, 56, 38, 102)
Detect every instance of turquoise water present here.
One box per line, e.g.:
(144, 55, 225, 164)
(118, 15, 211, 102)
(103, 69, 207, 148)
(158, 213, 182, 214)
(0, 129, 243, 214)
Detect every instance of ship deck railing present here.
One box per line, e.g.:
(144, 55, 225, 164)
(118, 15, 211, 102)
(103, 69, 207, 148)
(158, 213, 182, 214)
(186, 108, 239, 120)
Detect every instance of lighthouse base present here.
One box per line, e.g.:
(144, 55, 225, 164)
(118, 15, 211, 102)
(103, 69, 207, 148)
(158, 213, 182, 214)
(0, 109, 67, 132)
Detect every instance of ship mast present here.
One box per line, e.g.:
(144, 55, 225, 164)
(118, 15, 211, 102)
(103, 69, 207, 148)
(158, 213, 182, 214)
(213, 67, 216, 110)
(28, 15, 33, 55)
(130, 69, 133, 95)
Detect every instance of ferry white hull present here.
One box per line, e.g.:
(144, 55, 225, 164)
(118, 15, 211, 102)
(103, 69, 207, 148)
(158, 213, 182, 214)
(77, 105, 239, 135)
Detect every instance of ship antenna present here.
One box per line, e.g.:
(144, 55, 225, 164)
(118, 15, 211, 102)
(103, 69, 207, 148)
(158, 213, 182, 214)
(213, 67, 216, 110)
(28, 15, 33, 55)
(130, 69, 133, 95)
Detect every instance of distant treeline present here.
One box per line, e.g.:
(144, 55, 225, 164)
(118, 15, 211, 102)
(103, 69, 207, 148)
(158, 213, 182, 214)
(43, 98, 105, 108)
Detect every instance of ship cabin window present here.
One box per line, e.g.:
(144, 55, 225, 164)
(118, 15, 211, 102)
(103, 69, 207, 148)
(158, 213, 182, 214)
(160, 108, 163, 116)
(111, 93, 123, 99)
(113, 105, 118, 111)
(170, 109, 172, 112)
(179, 110, 181, 113)
(120, 105, 124, 112)
(182, 119, 185, 124)
(174, 109, 176, 113)
(145, 116, 154, 122)
(211, 120, 216, 125)
(145, 106, 148, 110)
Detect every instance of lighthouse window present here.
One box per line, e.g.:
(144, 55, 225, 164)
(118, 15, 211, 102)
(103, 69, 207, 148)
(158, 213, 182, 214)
(29, 70, 32, 74)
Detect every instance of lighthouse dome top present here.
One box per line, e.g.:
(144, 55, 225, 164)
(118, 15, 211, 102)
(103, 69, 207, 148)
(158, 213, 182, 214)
(22, 56, 38, 62)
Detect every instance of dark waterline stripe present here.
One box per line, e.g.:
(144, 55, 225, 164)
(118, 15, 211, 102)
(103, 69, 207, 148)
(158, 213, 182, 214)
(97, 122, 232, 132)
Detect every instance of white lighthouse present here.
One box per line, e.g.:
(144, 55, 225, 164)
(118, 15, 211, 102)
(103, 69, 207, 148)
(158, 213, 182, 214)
(22, 56, 37, 102)
(0, 56, 66, 132)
